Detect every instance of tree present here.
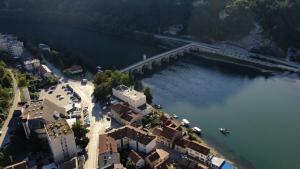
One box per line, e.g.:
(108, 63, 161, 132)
(126, 160, 135, 169)
(144, 87, 153, 104)
(93, 69, 133, 101)
(72, 121, 89, 149)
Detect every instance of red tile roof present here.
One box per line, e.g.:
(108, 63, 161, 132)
(160, 126, 178, 140)
(99, 134, 118, 154)
(128, 150, 143, 164)
(108, 125, 156, 145)
(187, 141, 210, 156)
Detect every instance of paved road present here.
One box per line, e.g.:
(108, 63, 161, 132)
(0, 70, 20, 147)
(85, 115, 111, 169)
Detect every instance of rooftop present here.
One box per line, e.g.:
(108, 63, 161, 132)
(128, 150, 143, 164)
(187, 141, 210, 156)
(58, 157, 78, 169)
(40, 64, 52, 74)
(211, 156, 225, 168)
(108, 125, 156, 145)
(21, 99, 65, 123)
(111, 104, 141, 123)
(99, 134, 118, 154)
(177, 157, 208, 169)
(4, 161, 28, 169)
(45, 119, 73, 139)
(113, 85, 145, 101)
(175, 138, 190, 148)
(160, 126, 179, 140)
(146, 149, 169, 165)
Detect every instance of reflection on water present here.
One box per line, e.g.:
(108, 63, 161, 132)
(143, 58, 300, 169)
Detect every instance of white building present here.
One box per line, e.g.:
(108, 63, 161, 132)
(209, 156, 225, 169)
(39, 64, 53, 78)
(24, 59, 41, 71)
(45, 119, 77, 164)
(112, 85, 146, 108)
(0, 33, 24, 58)
(9, 41, 24, 58)
(186, 141, 211, 162)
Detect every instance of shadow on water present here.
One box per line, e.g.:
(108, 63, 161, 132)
(141, 56, 271, 107)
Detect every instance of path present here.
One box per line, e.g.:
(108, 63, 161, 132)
(0, 70, 20, 147)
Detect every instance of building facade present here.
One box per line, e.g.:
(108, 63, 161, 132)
(112, 85, 146, 108)
(107, 125, 156, 154)
(45, 120, 77, 164)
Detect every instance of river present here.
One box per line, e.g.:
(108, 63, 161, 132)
(143, 58, 300, 169)
(0, 23, 164, 69)
(1, 23, 300, 169)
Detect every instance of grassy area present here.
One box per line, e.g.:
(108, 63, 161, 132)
(0, 61, 13, 129)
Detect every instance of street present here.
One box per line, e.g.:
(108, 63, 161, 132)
(0, 70, 20, 147)
(42, 57, 111, 169)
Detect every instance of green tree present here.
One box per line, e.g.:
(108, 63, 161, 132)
(126, 160, 135, 169)
(72, 121, 89, 149)
(93, 70, 133, 101)
(144, 87, 153, 104)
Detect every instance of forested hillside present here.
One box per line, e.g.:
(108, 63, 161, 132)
(0, 0, 299, 48)
(0, 61, 13, 128)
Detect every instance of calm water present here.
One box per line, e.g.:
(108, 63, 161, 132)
(143, 58, 300, 169)
(1, 23, 300, 169)
(0, 23, 163, 69)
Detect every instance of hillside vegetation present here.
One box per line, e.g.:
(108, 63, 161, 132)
(0, 0, 299, 48)
(0, 61, 13, 128)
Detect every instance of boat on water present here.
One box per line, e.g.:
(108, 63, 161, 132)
(182, 119, 190, 126)
(219, 128, 230, 135)
(192, 127, 202, 135)
(172, 114, 178, 119)
(153, 104, 163, 109)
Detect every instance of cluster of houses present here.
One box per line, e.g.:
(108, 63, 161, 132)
(0, 33, 24, 59)
(100, 85, 235, 169)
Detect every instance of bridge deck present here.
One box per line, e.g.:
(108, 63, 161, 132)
(121, 40, 299, 73)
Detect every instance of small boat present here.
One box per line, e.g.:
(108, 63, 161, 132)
(192, 127, 202, 135)
(219, 128, 230, 135)
(153, 104, 163, 109)
(172, 114, 178, 119)
(182, 119, 190, 127)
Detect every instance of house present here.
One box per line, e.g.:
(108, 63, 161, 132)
(174, 138, 190, 154)
(112, 85, 146, 108)
(145, 149, 169, 169)
(177, 156, 208, 169)
(110, 103, 143, 125)
(38, 64, 52, 78)
(58, 157, 79, 169)
(0, 34, 24, 58)
(128, 150, 145, 169)
(4, 160, 29, 169)
(45, 119, 77, 164)
(98, 134, 120, 169)
(23, 59, 41, 71)
(208, 156, 225, 169)
(103, 164, 125, 169)
(157, 126, 182, 148)
(64, 65, 83, 75)
(186, 141, 210, 162)
(107, 125, 156, 154)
